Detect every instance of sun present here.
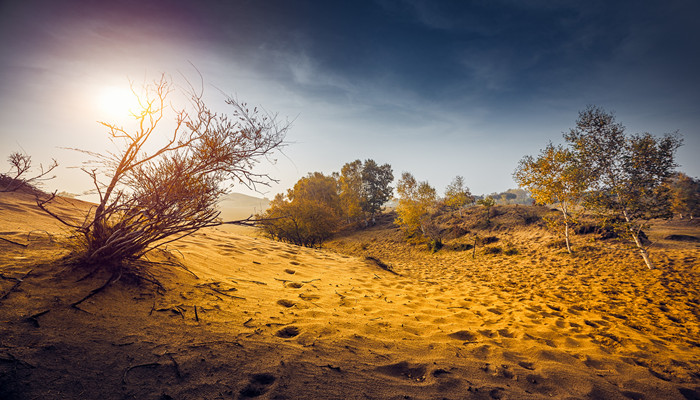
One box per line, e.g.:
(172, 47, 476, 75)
(97, 86, 139, 118)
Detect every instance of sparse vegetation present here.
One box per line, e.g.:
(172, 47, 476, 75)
(1, 151, 57, 193)
(258, 172, 343, 247)
(564, 105, 682, 269)
(513, 105, 684, 268)
(37, 75, 288, 279)
(444, 175, 473, 216)
(476, 196, 495, 224)
(514, 142, 589, 253)
(394, 172, 438, 238)
(259, 159, 394, 247)
(483, 246, 502, 255)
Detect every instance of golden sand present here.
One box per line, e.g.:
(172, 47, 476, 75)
(1, 191, 699, 399)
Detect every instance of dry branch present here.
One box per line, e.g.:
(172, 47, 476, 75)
(0, 269, 33, 301)
(36, 74, 288, 285)
(364, 256, 399, 275)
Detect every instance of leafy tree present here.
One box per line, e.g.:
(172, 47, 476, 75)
(1, 151, 58, 192)
(444, 175, 473, 216)
(336, 160, 363, 223)
(476, 196, 495, 224)
(359, 159, 394, 220)
(665, 172, 700, 219)
(336, 159, 393, 225)
(564, 105, 682, 269)
(395, 172, 437, 237)
(514, 143, 589, 253)
(37, 75, 288, 279)
(258, 172, 343, 247)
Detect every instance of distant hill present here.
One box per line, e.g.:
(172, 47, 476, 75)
(217, 192, 270, 221)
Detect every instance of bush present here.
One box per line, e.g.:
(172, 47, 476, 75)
(38, 75, 288, 272)
(504, 246, 519, 256)
(481, 236, 499, 245)
(427, 239, 443, 253)
(451, 243, 474, 251)
(483, 246, 502, 255)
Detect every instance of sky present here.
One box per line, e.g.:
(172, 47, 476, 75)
(1, 0, 699, 200)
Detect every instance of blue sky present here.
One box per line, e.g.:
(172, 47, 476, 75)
(1, 0, 698, 199)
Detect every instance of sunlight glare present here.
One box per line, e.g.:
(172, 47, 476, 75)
(97, 86, 139, 118)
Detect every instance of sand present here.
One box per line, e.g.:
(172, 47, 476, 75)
(1, 191, 699, 399)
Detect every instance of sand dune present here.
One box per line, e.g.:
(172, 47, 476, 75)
(1, 191, 699, 399)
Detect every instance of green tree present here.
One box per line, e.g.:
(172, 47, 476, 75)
(336, 160, 363, 223)
(258, 172, 343, 247)
(359, 159, 394, 220)
(444, 175, 473, 216)
(564, 105, 682, 269)
(513, 143, 589, 253)
(336, 159, 393, 225)
(395, 172, 437, 237)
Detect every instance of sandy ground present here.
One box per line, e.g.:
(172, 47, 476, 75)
(1, 191, 699, 399)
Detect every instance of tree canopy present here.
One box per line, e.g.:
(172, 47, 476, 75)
(564, 106, 682, 268)
(444, 175, 473, 215)
(514, 142, 589, 253)
(336, 159, 394, 224)
(395, 172, 437, 237)
(666, 172, 700, 219)
(258, 172, 343, 247)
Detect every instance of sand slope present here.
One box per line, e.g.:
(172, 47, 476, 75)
(1, 191, 699, 399)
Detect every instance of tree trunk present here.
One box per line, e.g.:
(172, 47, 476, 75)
(560, 208, 572, 254)
(630, 231, 654, 269)
(622, 210, 654, 269)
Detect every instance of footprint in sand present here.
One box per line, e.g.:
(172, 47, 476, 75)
(479, 329, 496, 338)
(286, 282, 303, 289)
(277, 299, 296, 308)
(284, 269, 296, 275)
(239, 373, 276, 398)
(376, 361, 427, 382)
(448, 330, 478, 342)
(275, 326, 301, 338)
(517, 361, 536, 370)
(497, 328, 516, 338)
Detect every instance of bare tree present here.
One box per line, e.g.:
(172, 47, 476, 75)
(38, 75, 288, 279)
(1, 151, 57, 192)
